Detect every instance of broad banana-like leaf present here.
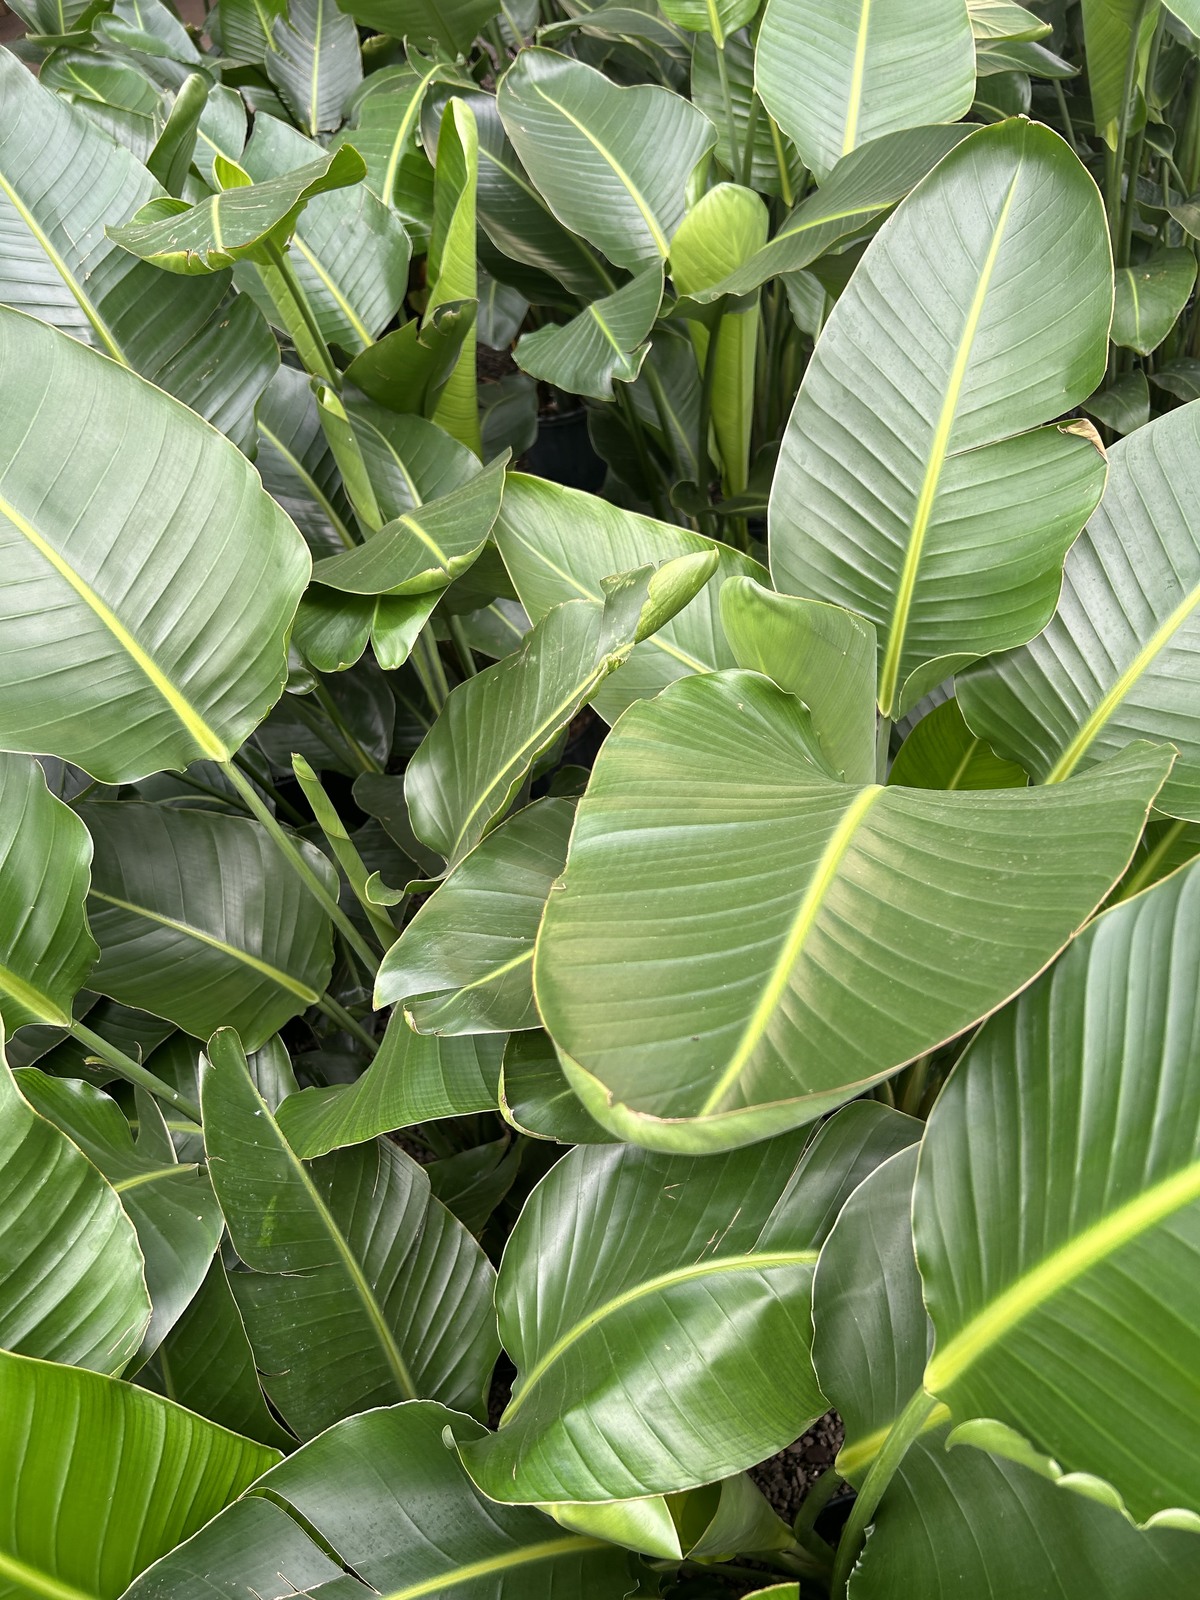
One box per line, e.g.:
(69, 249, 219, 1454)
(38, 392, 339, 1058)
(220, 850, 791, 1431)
(691, 33, 803, 200)
(915, 860, 1200, 1526)
(494, 473, 765, 722)
(108, 145, 366, 273)
(1112, 248, 1197, 355)
(203, 1031, 500, 1438)
(277, 1014, 504, 1157)
(255, 364, 356, 557)
(1082, 0, 1159, 148)
(1115, 815, 1200, 900)
(336, 60, 450, 215)
(129, 1402, 641, 1599)
(461, 1102, 917, 1503)
(516, 263, 664, 401)
(811, 1149, 1200, 1599)
(82, 802, 335, 1050)
(0, 309, 309, 783)
(967, 0, 1050, 40)
(267, 0, 362, 136)
(327, 374, 482, 523)
(406, 553, 718, 866)
(0, 1030, 149, 1373)
(500, 1029, 615, 1144)
(341, 300, 474, 415)
(16, 1071, 222, 1362)
(755, 0, 976, 179)
(534, 670, 1170, 1152)
(376, 797, 575, 1031)
(0, 1348, 278, 1599)
(428, 97, 481, 453)
(958, 404, 1200, 822)
(769, 120, 1112, 717)
(497, 48, 716, 271)
(544, 1471, 790, 1561)
(659, 0, 754, 36)
(719, 579, 877, 785)
(239, 114, 410, 352)
(138, 1253, 295, 1448)
(210, 0, 286, 65)
(312, 451, 507, 595)
(338, 0, 500, 52)
(0, 753, 96, 1032)
(888, 697, 1026, 789)
(148, 74, 209, 197)
(192, 84, 248, 187)
(0, 50, 277, 440)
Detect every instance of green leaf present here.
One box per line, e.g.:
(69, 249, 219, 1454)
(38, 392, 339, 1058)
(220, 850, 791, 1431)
(888, 697, 1027, 789)
(769, 120, 1112, 717)
(82, 802, 335, 1050)
(497, 48, 716, 271)
(544, 1472, 791, 1561)
(255, 363, 356, 557)
(428, 97, 481, 453)
(203, 1030, 500, 1438)
(719, 578, 877, 784)
(108, 145, 366, 274)
(1083, 368, 1151, 435)
(534, 670, 1170, 1152)
(1112, 248, 1197, 355)
(277, 1014, 503, 1157)
(338, 0, 500, 53)
(0, 308, 309, 783)
(915, 860, 1200, 1527)
(516, 262, 664, 401)
(0, 753, 96, 1032)
(376, 796, 575, 1031)
(958, 403, 1200, 822)
(0, 1029, 150, 1374)
(1083, 0, 1159, 148)
(494, 472, 765, 722)
(755, 0, 976, 180)
(211, 0, 287, 65)
(0, 50, 278, 440)
(311, 452, 507, 596)
(0, 1347, 278, 1598)
(691, 33, 804, 200)
(658, 0, 755, 39)
(967, 0, 1050, 40)
(460, 1102, 918, 1503)
(15, 1071, 222, 1362)
(130, 1401, 642, 1598)
(337, 61, 450, 217)
(500, 1029, 616, 1144)
(267, 0, 362, 136)
(407, 553, 718, 866)
(147, 73, 210, 198)
(122, 1498, 344, 1599)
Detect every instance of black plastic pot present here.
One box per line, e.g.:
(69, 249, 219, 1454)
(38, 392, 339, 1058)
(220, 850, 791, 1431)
(524, 406, 606, 492)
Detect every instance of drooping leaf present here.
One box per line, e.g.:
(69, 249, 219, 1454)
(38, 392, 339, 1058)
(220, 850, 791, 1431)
(460, 1102, 918, 1503)
(958, 403, 1200, 822)
(203, 1030, 500, 1438)
(210, 0, 287, 65)
(337, 0, 500, 53)
(755, 0, 976, 180)
(1083, 368, 1151, 435)
(122, 1497, 344, 1599)
(500, 1028, 616, 1144)
(497, 48, 716, 271)
(1112, 248, 1197, 355)
(255, 363, 356, 557)
(81, 802, 335, 1050)
(376, 796, 575, 1031)
(769, 120, 1112, 717)
(887, 697, 1027, 789)
(915, 859, 1200, 1527)
(494, 473, 765, 721)
(534, 670, 1170, 1151)
(427, 97, 481, 453)
(967, 0, 1050, 40)
(1082, 0, 1159, 148)
(0, 49, 278, 440)
(147, 73, 210, 198)
(0, 1347, 278, 1599)
(267, 0, 362, 136)
(0, 1030, 150, 1374)
(516, 263, 664, 401)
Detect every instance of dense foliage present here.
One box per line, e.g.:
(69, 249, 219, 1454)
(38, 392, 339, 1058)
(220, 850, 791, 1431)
(1, 0, 1200, 1595)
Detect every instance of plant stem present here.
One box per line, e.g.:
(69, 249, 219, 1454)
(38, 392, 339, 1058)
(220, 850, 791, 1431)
(697, 301, 726, 502)
(232, 750, 307, 825)
(263, 241, 340, 389)
(316, 993, 379, 1053)
(1053, 81, 1077, 154)
(448, 615, 479, 677)
(1119, 10, 1164, 268)
(897, 1052, 931, 1118)
(794, 1464, 844, 1540)
(616, 387, 674, 523)
(875, 716, 893, 783)
(831, 1390, 940, 1598)
(70, 1022, 201, 1121)
(1117, 818, 1188, 900)
(223, 759, 381, 973)
(311, 680, 382, 774)
(768, 111, 796, 206)
(413, 630, 450, 714)
(1106, 0, 1151, 251)
(741, 92, 761, 187)
(713, 41, 742, 180)
(292, 753, 396, 949)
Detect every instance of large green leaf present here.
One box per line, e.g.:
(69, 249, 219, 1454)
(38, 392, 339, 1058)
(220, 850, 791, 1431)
(1112, 248, 1197, 356)
(0, 49, 277, 441)
(497, 48, 716, 271)
(0, 1032, 149, 1374)
(500, 1029, 615, 1145)
(267, 0, 362, 136)
(494, 473, 765, 722)
(1082, 0, 1159, 148)
(426, 97, 481, 453)
(810, 1149, 1200, 1599)
(337, 0, 500, 53)
(516, 263, 664, 401)
(534, 670, 1170, 1152)
(461, 1103, 917, 1503)
(691, 32, 804, 200)
(82, 802, 335, 1050)
(958, 403, 1200, 822)
(203, 1031, 500, 1438)
(376, 797, 574, 1032)
(16, 1071, 222, 1363)
(128, 1402, 641, 1599)
(0, 1347, 277, 1599)
(915, 859, 1200, 1526)
(0, 309, 309, 783)
(888, 696, 1026, 790)
(0, 753, 96, 1033)
(277, 1015, 503, 1157)
(406, 554, 718, 866)
(755, 0, 976, 180)
(255, 363, 356, 557)
(769, 119, 1112, 718)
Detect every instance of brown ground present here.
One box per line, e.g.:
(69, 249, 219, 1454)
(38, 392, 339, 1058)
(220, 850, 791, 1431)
(751, 1410, 844, 1524)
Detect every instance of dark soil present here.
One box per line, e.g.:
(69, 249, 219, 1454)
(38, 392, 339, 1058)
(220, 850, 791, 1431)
(750, 1409, 845, 1525)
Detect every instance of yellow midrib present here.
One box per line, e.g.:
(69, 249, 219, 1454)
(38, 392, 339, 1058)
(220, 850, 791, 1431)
(501, 1248, 818, 1425)
(925, 1156, 1200, 1392)
(0, 1548, 94, 1600)
(697, 784, 884, 1116)
(383, 66, 439, 200)
(113, 1163, 196, 1194)
(836, 1400, 950, 1478)
(0, 958, 67, 1026)
(876, 167, 1022, 715)
(375, 1534, 608, 1599)
(841, 0, 875, 154)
